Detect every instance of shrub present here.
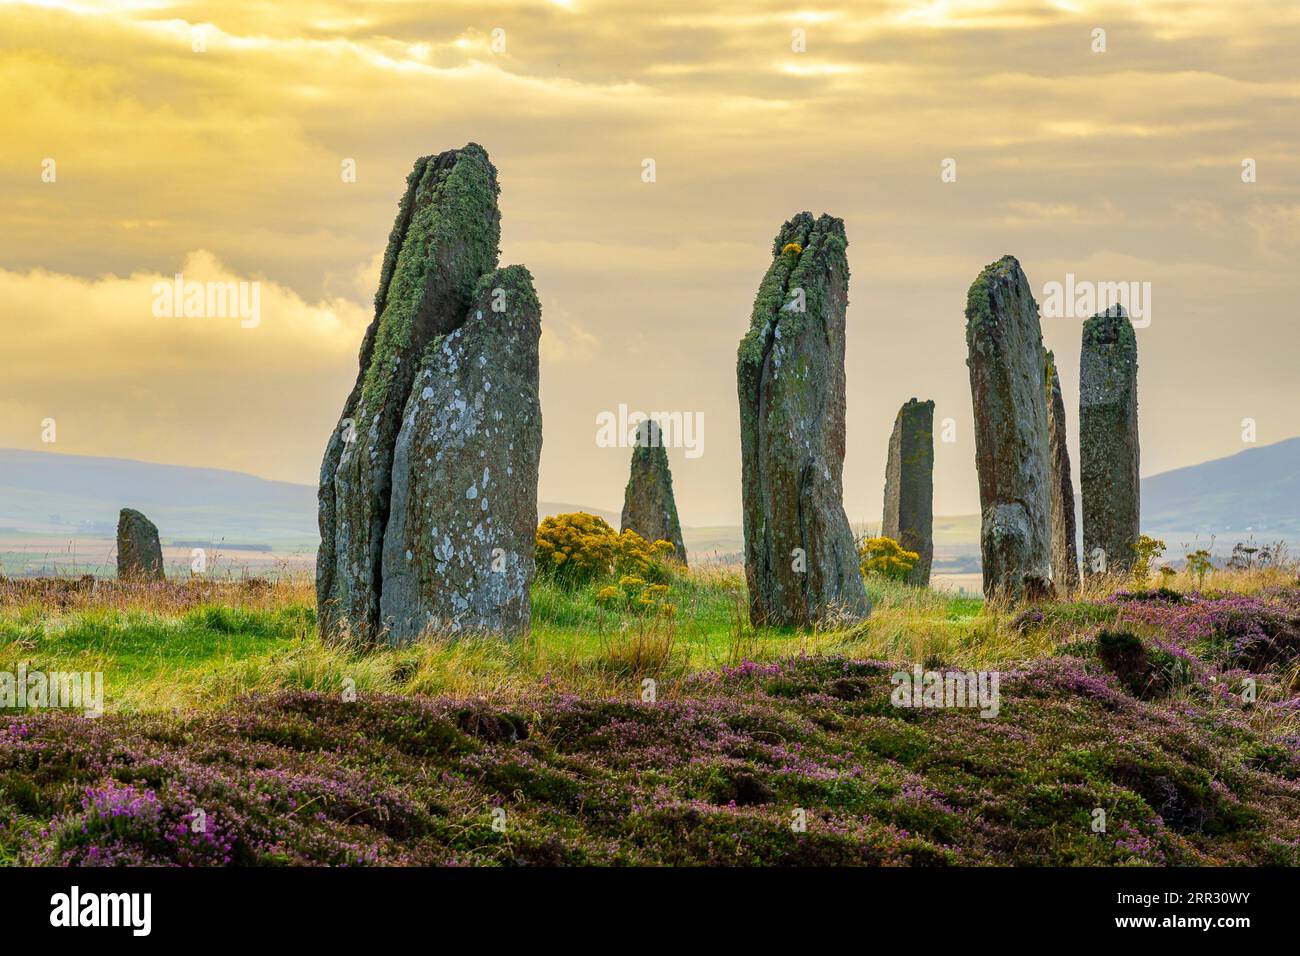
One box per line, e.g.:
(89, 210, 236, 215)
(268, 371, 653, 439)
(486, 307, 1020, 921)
(535, 513, 619, 588)
(596, 576, 675, 617)
(1096, 630, 1159, 698)
(535, 515, 679, 591)
(1186, 549, 1214, 588)
(613, 529, 677, 583)
(858, 536, 919, 583)
(1132, 535, 1166, 588)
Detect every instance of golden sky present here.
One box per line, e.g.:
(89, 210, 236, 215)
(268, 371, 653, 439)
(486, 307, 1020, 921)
(3, 0, 1298, 524)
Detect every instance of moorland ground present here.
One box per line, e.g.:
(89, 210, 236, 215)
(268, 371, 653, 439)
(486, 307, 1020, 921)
(1, 563, 1298, 865)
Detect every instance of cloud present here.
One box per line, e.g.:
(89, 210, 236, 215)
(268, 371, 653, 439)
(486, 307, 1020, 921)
(2, 0, 1299, 522)
(0, 251, 367, 483)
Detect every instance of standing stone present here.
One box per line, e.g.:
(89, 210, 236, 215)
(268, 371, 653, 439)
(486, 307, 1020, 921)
(620, 420, 687, 566)
(318, 144, 502, 644)
(380, 267, 542, 642)
(116, 508, 164, 581)
(881, 398, 934, 587)
(964, 256, 1054, 601)
(1079, 304, 1139, 578)
(1044, 351, 1080, 592)
(737, 212, 870, 627)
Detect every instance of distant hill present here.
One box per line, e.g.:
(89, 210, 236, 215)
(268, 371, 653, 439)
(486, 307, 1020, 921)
(0, 448, 619, 548)
(1138, 437, 1300, 538)
(0, 448, 320, 546)
(2, 439, 1296, 555)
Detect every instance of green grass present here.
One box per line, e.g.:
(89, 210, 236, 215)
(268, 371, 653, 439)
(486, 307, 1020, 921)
(13, 560, 1290, 714)
(0, 568, 997, 713)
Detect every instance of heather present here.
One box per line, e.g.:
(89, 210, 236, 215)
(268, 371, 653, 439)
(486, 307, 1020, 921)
(1, 567, 1298, 866)
(1105, 588, 1300, 672)
(3, 652, 1297, 866)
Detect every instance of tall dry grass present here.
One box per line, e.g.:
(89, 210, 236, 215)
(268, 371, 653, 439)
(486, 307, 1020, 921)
(0, 572, 314, 615)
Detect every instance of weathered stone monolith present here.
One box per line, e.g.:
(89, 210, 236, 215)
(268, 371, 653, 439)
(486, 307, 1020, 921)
(881, 398, 934, 587)
(620, 419, 687, 566)
(1044, 351, 1080, 592)
(317, 144, 504, 644)
(1079, 304, 1139, 578)
(379, 266, 542, 641)
(737, 212, 870, 627)
(964, 256, 1054, 601)
(116, 508, 163, 581)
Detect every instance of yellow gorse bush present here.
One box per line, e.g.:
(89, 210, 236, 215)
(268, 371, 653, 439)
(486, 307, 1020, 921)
(535, 512, 619, 587)
(595, 574, 675, 617)
(536, 514, 678, 592)
(858, 535, 920, 583)
(613, 529, 676, 582)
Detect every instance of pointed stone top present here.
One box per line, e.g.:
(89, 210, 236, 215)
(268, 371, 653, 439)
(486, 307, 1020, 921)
(1083, 304, 1136, 352)
(965, 255, 1036, 350)
(635, 418, 663, 448)
(971, 255, 1023, 286)
(739, 212, 848, 368)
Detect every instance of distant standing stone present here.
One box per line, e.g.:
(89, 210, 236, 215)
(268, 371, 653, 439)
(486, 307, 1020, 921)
(1044, 352, 1080, 592)
(964, 256, 1054, 601)
(620, 420, 687, 566)
(881, 398, 934, 586)
(1079, 305, 1140, 578)
(379, 267, 542, 643)
(116, 508, 164, 581)
(737, 212, 870, 627)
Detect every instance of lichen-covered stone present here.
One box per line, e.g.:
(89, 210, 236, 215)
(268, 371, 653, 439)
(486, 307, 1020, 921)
(116, 508, 163, 581)
(1043, 354, 1081, 591)
(965, 256, 1053, 600)
(379, 267, 541, 643)
(620, 419, 687, 566)
(881, 398, 934, 587)
(737, 212, 870, 627)
(1079, 304, 1139, 578)
(318, 144, 501, 643)
(1044, 351, 1080, 592)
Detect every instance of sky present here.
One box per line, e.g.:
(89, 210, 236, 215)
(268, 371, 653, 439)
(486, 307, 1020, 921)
(2, 0, 1298, 526)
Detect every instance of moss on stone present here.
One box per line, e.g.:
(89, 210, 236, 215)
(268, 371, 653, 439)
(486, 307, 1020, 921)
(736, 212, 815, 370)
(360, 143, 501, 410)
(964, 255, 1020, 349)
(1082, 306, 1137, 356)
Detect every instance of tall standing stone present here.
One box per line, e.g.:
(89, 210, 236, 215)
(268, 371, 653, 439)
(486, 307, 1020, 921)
(964, 256, 1053, 601)
(620, 420, 687, 566)
(380, 267, 542, 642)
(318, 144, 502, 644)
(737, 212, 870, 627)
(1079, 304, 1139, 578)
(116, 508, 164, 581)
(881, 398, 934, 587)
(1044, 351, 1080, 592)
